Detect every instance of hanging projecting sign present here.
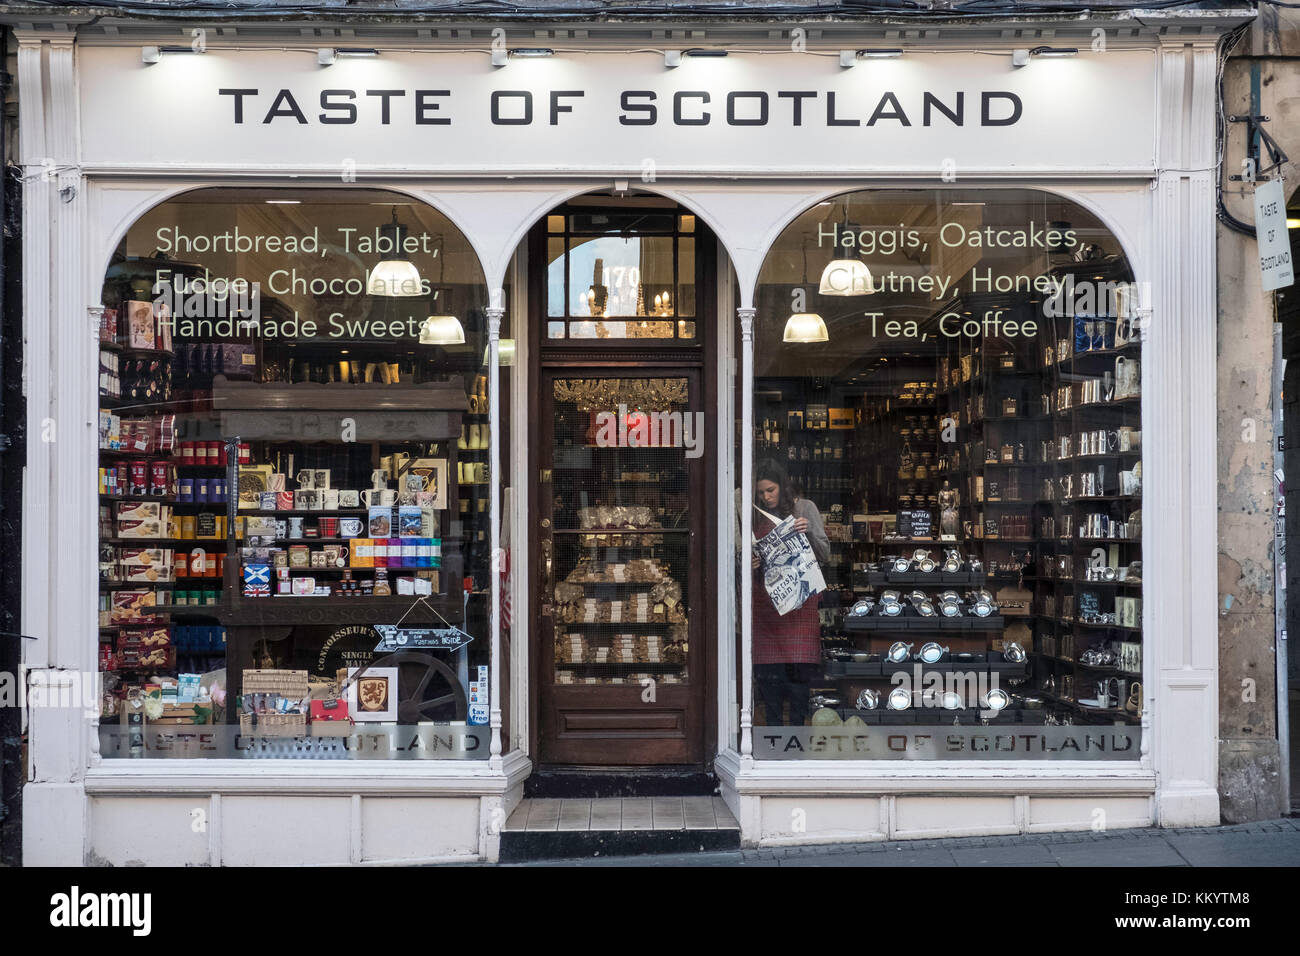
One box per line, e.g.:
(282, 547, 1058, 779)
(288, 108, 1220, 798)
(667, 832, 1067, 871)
(372, 624, 473, 652)
(76, 47, 1158, 174)
(1255, 178, 1295, 292)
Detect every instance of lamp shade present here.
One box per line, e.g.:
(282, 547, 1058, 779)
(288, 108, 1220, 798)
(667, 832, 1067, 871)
(419, 315, 466, 345)
(367, 215, 423, 296)
(783, 312, 829, 343)
(367, 259, 423, 297)
(818, 258, 874, 296)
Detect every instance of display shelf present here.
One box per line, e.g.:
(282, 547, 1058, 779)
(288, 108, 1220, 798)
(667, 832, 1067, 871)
(825, 659, 1029, 678)
(238, 508, 370, 515)
(1046, 342, 1140, 370)
(864, 570, 987, 586)
(552, 527, 689, 535)
(102, 537, 230, 545)
(556, 662, 685, 671)
(843, 615, 1006, 632)
(219, 595, 464, 626)
(557, 619, 683, 629)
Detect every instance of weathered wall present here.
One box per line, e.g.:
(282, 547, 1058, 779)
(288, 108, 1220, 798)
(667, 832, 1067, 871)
(1216, 10, 1300, 821)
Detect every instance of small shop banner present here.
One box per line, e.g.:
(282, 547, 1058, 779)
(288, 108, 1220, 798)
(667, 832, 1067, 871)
(753, 505, 826, 615)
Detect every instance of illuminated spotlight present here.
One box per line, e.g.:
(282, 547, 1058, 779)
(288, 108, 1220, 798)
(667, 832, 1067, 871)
(1013, 46, 1078, 67)
(318, 47, 379, 66)
(684, 49, 728, 58)
(142, 45, 204, 65)
(664, 49, 683, 68)
(510, 48, 554, 57)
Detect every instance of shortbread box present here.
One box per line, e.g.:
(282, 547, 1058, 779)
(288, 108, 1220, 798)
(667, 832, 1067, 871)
(116, 500, 163, 521)
(110, 589, 160, 622)
(120, 548, 175, 583)
(116, 517, 165, 539)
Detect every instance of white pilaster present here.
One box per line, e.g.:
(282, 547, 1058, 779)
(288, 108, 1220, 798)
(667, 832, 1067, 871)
(486, 303, 504, 770)
(737, 307, 756, 769)
(1149, 39, 1221, 826)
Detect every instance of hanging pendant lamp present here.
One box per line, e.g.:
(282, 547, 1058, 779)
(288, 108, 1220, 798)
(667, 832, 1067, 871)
(783, 313, 830, 343)
(783, 238, 828, 342)
(367, 207, 423, 297)
(419, 315, 466, 345)
(818, 196, 873, 296)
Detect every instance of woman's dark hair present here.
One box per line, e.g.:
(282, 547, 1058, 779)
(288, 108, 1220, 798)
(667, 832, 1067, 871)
(754, 458, 797, 518)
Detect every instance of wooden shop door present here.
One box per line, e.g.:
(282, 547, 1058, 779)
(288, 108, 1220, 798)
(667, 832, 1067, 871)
(535, 367, 707, 765)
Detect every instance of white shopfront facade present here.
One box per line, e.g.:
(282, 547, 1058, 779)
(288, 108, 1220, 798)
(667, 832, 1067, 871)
(13, 15, 1240, 864)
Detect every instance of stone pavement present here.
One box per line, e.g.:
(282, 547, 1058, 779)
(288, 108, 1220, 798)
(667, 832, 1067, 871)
(500, 816, 1300, 866)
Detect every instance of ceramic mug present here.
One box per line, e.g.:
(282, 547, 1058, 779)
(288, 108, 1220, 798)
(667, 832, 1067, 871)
(362, 488, 397, 507)
(321, 489, 340, 511)
(295, 469, 316, 490)
(339, 517, 364, 538)
(338, 490, 361, 508)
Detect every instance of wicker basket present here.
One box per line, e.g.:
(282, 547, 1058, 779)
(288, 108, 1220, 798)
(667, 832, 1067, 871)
(239, 712, 307, 737)
(240, 669, 309, 736)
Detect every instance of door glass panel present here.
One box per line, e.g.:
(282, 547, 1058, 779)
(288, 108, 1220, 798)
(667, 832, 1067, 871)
(548, 377, 694, 688)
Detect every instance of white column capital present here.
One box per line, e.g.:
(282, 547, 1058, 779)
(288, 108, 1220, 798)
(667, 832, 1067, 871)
(737, 307, 756, 340)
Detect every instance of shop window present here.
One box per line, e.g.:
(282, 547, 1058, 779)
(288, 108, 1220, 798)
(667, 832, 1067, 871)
(96, 188, 499, 759)
(744, 189, 1143, 761)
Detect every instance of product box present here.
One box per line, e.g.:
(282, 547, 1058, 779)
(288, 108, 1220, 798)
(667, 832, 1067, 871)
(309, 698, 350, 723)
(244, 516, 279, 537)
(242, 564, 271, 597)
(350, 539, 374, 568)
(828, 408, 855, 430)
(110, 589, 160, 622)
(116, 500, 162, 522)
(120, 548, 175, 583)
(116, 516, 165, 539)
(398, 505, 422, 537)
(124, 301, 157, 350)
(119, 624, 171, 648)
(368, 506, 393, 538)
(1116, 596, 1143, 629)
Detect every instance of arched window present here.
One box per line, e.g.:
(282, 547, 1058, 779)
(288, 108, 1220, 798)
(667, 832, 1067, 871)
(96, 187, 500, 759)
(743, 188, 1144, 758)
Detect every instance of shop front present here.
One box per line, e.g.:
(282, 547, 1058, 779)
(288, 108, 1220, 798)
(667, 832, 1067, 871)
(12, 14, 1240, 864)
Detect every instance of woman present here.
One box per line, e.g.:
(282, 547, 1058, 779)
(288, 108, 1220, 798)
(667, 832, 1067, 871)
(747, 458, 831, 727)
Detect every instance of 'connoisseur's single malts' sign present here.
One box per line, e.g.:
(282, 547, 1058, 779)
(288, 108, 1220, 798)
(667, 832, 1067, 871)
(77, 47, 1159, 173)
